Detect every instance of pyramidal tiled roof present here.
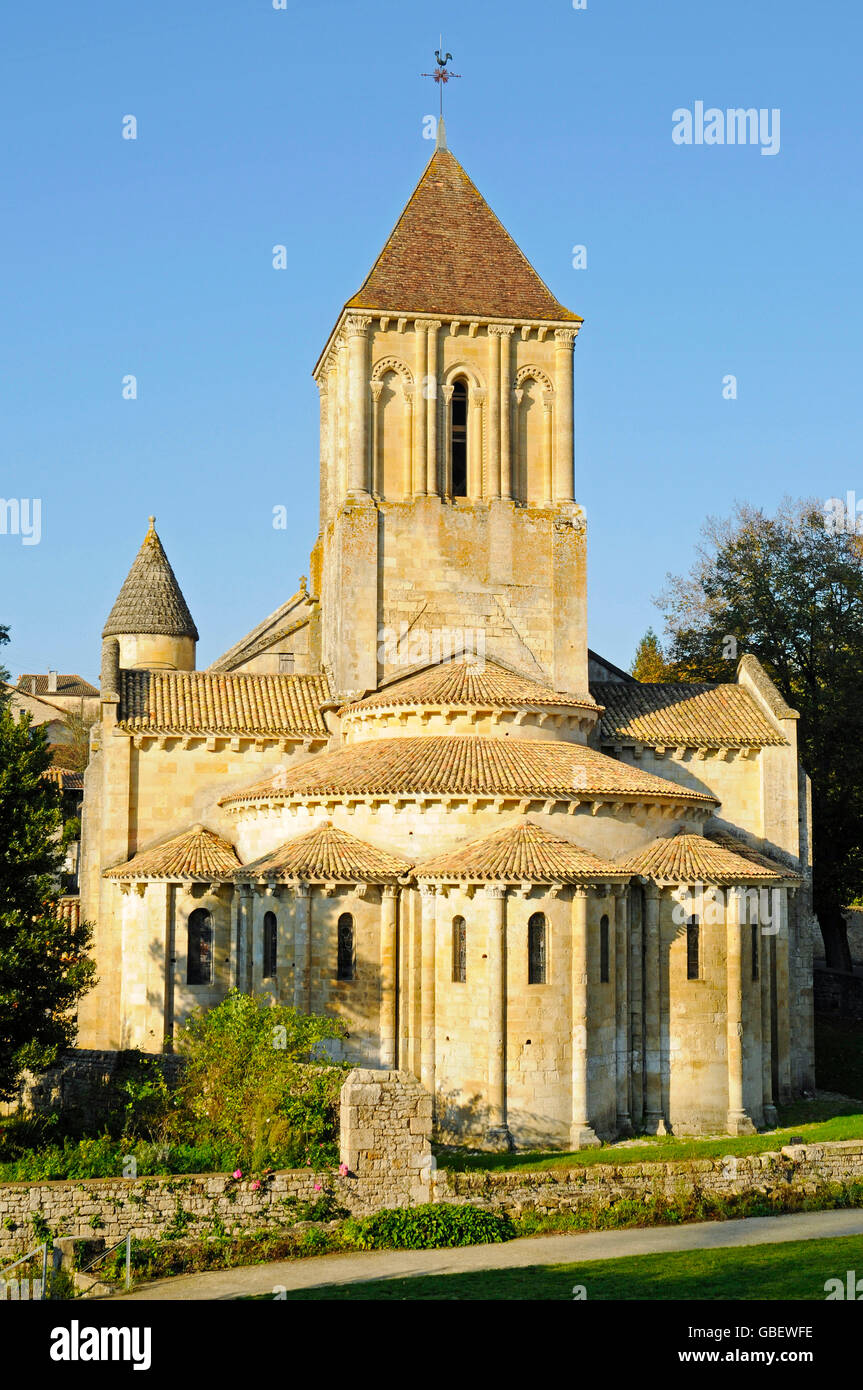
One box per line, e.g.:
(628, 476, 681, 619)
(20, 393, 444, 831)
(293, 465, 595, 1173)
(417, 819, 625, 883)
(220, 736, 717, 806)
(104, 825, 240, 880)
(342, 658, 598, 715)
(344, 148, 580, 324)
(236, 822, 410, 884)
(118, 670, 331, 738)
(592, 682, 786, 748)
(103, 518, 199, 641)
(618, 831, 790, 884)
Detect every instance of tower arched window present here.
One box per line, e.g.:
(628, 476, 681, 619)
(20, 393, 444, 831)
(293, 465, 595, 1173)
(263, 910, 278, 979)
(337, 913, 355, 981)
(686, 917, 700, 980)
(452, 916, 467, 983)
(528, 912, 547, 984)
(187, 908, 213, 986)
(450, 380, 468, 497)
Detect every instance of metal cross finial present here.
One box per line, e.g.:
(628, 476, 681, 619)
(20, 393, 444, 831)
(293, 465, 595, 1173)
(422, 40, 461, 117)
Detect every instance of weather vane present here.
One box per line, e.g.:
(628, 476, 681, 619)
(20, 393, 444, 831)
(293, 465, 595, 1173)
(422, 39, 461, 117)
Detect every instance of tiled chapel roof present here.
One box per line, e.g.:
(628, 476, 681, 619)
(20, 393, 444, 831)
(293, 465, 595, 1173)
(591, 682, 786, 748)
(618, 831, 795, 884)
(235, 822, 410, 884)
(118, 670, 331, 738)
(103, 518, 199, 641)
(416, 819, 625, 883)
(344, 147, 581, 324)
(220, 736, 716, 806)
(104, 825, 241, 881)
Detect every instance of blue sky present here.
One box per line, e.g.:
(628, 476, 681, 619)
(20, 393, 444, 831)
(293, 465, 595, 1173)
(2, 0, 861, 683)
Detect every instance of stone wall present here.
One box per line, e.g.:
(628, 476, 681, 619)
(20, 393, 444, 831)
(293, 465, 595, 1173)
(815, 967, 863, 1025)
(339, 1068, 432, 1212)
(431, 1140, 863, 1215)
(3, 1070, 863, 1261)
(0, 1050, 184, 1124)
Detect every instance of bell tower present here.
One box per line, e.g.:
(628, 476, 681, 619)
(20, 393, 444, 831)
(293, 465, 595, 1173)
(310, 121, 587, 700)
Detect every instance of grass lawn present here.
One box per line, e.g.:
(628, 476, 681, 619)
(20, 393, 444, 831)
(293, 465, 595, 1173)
(437, 1096, 863, 1173)
(266, 1233, 863, 1301)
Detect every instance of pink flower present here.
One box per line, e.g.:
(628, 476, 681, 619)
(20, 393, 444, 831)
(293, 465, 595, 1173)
(338, 1163, 349, 1177)
(250, 1180, 260, 1191)
(232, 1169, 242, 1179)
(314, 1183, 322, 1192)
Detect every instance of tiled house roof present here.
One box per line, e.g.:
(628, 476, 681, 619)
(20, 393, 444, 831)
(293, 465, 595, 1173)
(118, 670, 331, 738)
(236, 822, 410, 884)
(17, 674, 98, 698)
(221, 736, 717, 805)
(618, 831, 789, 884)
(416, 819, 624, 883)
(42, 768, 85, 792)
(103, 518, 199, 641)
(342, 658, 598, 714)
(104, 825, 241, 880)
(591, 682, 786, 748)
(344, 148, 581, 324)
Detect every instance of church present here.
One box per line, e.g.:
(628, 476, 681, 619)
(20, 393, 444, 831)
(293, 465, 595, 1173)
(77, 121, 815, 1148)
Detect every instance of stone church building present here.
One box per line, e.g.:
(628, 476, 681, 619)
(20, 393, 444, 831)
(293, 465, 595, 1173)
(78, 124, 815, 1147)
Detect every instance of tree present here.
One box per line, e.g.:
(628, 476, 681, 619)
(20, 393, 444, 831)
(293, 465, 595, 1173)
(58, 705, 96, 773)
(630, 627, 675, 682)
(657, 500, 863, 971)
(0, 627, 96, 1100)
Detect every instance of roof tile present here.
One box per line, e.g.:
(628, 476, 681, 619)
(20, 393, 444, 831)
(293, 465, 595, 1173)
(592, 682, 786, 748)
(118, 670, 331, 738)
(104, 825, 241, 880)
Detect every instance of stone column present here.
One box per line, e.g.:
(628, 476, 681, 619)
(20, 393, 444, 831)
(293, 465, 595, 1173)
(380, 885, 399, 1069)
(553, 329, 576, 503)
(629, 889, 644, 1128)
(317, 379, 329, 530)
(643, 881, 665, 1134)
(441, 384, 454, 498)
(425, 321, 441, 495)
(235, 886, 253, 994)
(346, 315, 371, 497)
(570, 886, 600, 1148)
(760, 925, 778, 1127)
(486, 884, 511, 1147)
(542, 393, 554, 505)
(292, 882, 311, 1015)
(402, 386, 414, 498)
(469, 387, 485, 498)
(420, 885, 437, 1101)
(487, 329, 502, 499)
(774, 887, 792, 1102)
(613, 885, 632, 1135)
(326, 354, 340, 507)
(370, 378, 384, 498)
(499, 326, 515, 499)
(726, 887, 756, 1134)
(414, 322, 427, 495)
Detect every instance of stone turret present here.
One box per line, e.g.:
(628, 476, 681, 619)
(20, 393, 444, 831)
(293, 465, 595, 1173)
(102, 516, 198, 671)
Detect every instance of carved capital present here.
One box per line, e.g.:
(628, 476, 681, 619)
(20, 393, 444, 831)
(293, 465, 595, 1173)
(345, 314, 373, 338)
(554, 328, 578, 350)
(484, 883, 507, 900)
(369, 380, 384, 403)
(488, 324, 515, 337)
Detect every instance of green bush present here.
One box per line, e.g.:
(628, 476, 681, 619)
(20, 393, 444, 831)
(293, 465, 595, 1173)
(168, 991, 349, 1170)
(343, 1203, 516, 1251)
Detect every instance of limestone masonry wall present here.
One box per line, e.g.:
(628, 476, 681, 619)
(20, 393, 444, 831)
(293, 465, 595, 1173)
(1, 1070, 862, 1258)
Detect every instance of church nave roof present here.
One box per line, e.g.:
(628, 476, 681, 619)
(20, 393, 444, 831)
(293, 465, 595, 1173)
(118, 669, 331, 738)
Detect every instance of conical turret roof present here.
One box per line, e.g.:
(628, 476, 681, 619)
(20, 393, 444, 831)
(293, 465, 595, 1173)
(102, 517, 199, 641)
(345, 147, 580, 324)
